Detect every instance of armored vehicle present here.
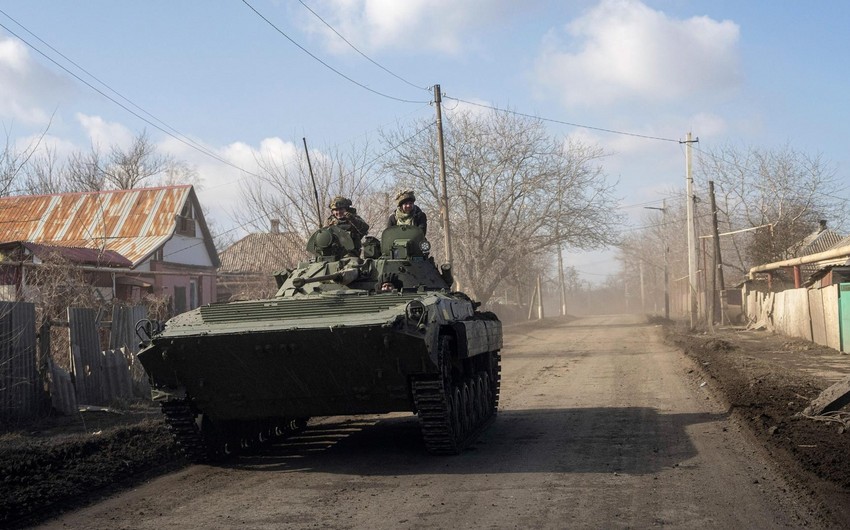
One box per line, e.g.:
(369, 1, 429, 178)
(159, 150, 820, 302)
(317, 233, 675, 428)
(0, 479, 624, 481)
(137, 224, 502, 461)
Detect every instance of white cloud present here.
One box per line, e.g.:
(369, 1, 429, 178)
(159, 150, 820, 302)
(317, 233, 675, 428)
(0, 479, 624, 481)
(75, 113, 134, 149)
(0, 36, 29, 72)
(0, 33, 74, 126)
(302, 0, 520, 55)
(686, 112, 726, 139)
(533, 0, 741, 108)
(444, 96, 493, 119)
(158, 135, 303, 235)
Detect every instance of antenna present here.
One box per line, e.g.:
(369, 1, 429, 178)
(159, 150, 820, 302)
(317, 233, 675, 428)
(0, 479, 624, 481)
(302, 137, 323, 229)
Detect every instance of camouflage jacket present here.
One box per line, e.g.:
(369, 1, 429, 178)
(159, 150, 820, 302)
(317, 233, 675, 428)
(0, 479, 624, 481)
(387, 205, 427, 236)
(324, 210, 370, 241)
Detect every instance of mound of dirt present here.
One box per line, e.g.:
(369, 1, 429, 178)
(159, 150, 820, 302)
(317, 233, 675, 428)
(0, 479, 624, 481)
(0, 406, 180, 528)
(667, 325, 850, 522)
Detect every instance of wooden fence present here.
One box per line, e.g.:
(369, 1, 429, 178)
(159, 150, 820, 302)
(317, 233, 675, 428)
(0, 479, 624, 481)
(744, 284, 842, 351)
(0, 302, 41, 422)
(0, 302, 152, 425)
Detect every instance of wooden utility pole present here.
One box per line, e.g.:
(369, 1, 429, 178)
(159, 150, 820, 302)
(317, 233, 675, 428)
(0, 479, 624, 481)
(556, 226, 567, 316)
(433, 84, 453, 266)
(639, 259, 646, 313)
(683, 132, 699, 328)
(644, 200, 669, 319)
(708, 181, 726, 324)
(536, 274, 545, 319)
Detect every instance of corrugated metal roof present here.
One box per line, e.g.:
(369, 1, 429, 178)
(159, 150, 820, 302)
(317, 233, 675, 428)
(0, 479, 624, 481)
(22, 242, 133, 267)
(218, 232, 308, 274)
(797, 229, 842, 257)
(0, 186, 192, 267)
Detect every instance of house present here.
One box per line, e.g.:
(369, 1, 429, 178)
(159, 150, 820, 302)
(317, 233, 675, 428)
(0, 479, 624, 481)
(755, 220, 846, 290)
(0, 185, 219, 315)
(217, 219, 307, 302)
(804, 233, 850, 288)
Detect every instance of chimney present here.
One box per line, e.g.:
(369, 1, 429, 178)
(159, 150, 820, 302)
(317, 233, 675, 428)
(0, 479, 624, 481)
(270, 219, 280, 234)
(819, 220, 827, 232)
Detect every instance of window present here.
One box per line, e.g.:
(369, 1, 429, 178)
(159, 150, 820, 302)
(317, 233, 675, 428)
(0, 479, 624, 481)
(174, 286, 187, 314)
(176, 201, 196, 237)
(189, 279, 198, 310)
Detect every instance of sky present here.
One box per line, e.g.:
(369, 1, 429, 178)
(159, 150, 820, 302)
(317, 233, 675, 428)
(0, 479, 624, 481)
(1, 0, 849, 285)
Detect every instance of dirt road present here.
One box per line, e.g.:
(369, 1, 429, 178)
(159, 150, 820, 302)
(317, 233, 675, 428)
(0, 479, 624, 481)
(40, 314, 827, 528)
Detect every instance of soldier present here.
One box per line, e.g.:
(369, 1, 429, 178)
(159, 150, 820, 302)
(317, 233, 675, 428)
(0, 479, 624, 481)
(387, 189, 427, 236)
(325, 195, 370, 256)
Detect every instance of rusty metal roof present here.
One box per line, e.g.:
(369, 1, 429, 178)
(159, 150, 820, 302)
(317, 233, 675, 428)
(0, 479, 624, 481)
(0, 185, 195, 267)
(218, 231, 308, 274)
(22, 242, 133, 267)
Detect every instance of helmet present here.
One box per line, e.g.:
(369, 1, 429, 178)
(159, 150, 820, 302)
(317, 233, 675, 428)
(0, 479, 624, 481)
(395, 189, 415, 206)
(329, 196, 352, 209)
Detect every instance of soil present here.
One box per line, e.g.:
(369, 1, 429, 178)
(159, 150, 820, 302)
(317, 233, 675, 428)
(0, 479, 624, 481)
(0, 405, 180, 527)
(2, 318, 850, 528)
(666, 321, 850, 523)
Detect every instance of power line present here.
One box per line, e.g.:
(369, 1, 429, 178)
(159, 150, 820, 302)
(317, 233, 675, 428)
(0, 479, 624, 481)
(163, 118, 437, 259)
(297, 0, 429, 93)
(0, 8, 437, 202)
(442, 95, 680, 143)
(0, 16, 264, 180)
(242, 0, 430, 105)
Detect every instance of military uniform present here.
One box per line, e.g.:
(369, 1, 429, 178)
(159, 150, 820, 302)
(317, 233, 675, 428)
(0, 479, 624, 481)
(325, 196, 370, 255)
(387, 189, 427, 236)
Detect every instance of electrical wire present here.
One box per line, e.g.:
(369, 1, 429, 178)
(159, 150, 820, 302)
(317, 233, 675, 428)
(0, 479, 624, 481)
(0, 18, 264, 180)
(242, 0, 430, 105)
(442, 95, 681, 143)
(0, 8, 438, 205)
(163, 117, 437, 259)
(297, 0, 429, 92)
(0, 9, 219, 163)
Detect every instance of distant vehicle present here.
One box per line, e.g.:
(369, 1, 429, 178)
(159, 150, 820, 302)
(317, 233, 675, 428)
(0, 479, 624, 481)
(137, 224, 502, 461)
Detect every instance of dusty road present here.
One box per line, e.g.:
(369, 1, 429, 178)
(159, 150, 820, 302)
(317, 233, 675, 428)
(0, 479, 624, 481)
(41, 314, 825, 529)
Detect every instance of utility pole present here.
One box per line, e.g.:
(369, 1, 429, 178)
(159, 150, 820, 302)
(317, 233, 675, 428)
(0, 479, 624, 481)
(683, 132, 699, 328)
(708, 181, 725, 325)
(644, 200, 669, 320)
(556, 225, 567, 316)
(639, 259, 646, 314)
(536, 274, 545, 320)
(433, 84, 453, 266)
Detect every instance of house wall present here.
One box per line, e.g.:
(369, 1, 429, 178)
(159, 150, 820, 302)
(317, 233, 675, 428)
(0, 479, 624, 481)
(163, 234, 214, 267)
(149, 260, 216, 316)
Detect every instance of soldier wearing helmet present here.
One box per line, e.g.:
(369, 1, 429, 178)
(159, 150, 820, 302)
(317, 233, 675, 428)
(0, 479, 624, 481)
(387, 189, 427, 236)
(325, 195, 370, 256)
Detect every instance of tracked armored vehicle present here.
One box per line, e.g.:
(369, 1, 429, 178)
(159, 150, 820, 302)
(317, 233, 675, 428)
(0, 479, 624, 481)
(137, 224, 502, 461)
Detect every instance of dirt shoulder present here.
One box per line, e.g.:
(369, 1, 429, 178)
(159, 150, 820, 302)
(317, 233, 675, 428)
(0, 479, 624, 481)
(666, 322, 850, 524)
(0, 405, 181, 528)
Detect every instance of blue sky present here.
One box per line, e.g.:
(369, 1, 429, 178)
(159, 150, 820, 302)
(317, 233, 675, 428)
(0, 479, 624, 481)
(2, 0, 849, 283)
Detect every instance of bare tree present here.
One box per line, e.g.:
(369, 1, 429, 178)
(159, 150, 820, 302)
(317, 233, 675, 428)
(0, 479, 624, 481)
(695, 143, 846, 270)
(106, 130, 171, 189)
(66, 144, 107, 192)
(236, 139, 383, 239)
(382, 110, 621, 304)
(22, 145, 70, 195)
(62, 130, 192, 192)
(1, 124, 50, 197)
